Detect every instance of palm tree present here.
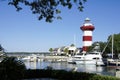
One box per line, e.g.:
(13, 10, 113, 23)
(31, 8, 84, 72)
(0, 57, 26, 80)
(49, 48, 53, 53)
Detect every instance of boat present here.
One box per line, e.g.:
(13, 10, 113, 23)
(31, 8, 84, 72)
(107, 59, 120, 66)
(21, 56, 31, 61)
(21, 54, 38, 62)
(68, 42, 105, 66)
(68, 51, 104, 66)
(75, 51, 104, 66)
(29, 54, 37, 62)
(67, 53, 84, 64)
(105, 35, 120, 66)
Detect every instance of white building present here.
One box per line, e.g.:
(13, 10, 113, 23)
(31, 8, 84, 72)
(52, 45, 82, 56)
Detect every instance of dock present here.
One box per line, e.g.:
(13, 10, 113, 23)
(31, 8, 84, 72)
(20, 54, 68, 62)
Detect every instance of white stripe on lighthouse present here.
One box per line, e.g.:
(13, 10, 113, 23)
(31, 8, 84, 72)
(83, 31, 92, 36)
(83, 41, 92, 46)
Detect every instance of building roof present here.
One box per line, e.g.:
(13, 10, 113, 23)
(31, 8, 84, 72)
(68, 46, 76, 50)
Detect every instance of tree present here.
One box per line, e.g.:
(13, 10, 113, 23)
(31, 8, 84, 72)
(89, 33, 120, 57)
(0, 57, 26, 80)
(49, 48, 53, 53)
(0, 44, 6, 58)
(64, 47, 68, 54)
(107, 34, 120, 55)
(87, 46, 93, 52)
(87, 42, 101, 52)
(4, 0, 87, 22)
(70, 44, 75, 47)
(0, 44, 3, 51)
(0, 44, 5, 53)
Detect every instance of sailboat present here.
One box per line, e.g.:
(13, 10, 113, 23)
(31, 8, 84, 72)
(106, 35, 120, 66)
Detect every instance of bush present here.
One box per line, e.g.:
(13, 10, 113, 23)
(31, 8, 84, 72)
(24, 69, 120, 80)
(0, 57, 26, 80)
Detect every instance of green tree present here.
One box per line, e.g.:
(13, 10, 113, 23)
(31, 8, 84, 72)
(90, 33, 120, 57)
(0, 44, 3, 51)
(0, 44, 4, 56)
(87, 42, 101, 52)
(49, 48, 53, 53)
(87, 46, 93, 52)
(70, 44, 75, 47)
(107, 34, 120, 55)
(4, 0, 87, 22)
(0, 57, 26, 80)
(64, 48, 68, 54)
(0, 44, 6, 58)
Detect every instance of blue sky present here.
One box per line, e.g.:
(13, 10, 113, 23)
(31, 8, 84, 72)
(0, 0, 120, 52)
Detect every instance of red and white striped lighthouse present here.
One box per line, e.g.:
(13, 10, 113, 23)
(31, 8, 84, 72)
(80, 18, 95, 53)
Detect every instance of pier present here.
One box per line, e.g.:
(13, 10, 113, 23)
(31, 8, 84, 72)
(6, 52, 68, 62)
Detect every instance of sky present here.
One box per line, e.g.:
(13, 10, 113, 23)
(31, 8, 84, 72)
(0, 0, 120, 52)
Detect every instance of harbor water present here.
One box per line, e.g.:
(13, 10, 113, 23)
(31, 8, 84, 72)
(24, 60, 117, 77)
(6, 52, 119, 77)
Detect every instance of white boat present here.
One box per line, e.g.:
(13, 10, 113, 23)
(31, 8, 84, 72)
(107, 59, 120, 66)
(29, 54, 37, 62)
(21, 54, 38, 62)
(67, 53, 84, 64)
(74, 51, 104, 65)
(21, 56, 31, 61)
(68, 42, 105, 66)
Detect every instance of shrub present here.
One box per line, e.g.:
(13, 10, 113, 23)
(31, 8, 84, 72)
(0, 57, 26, 80)
(24, 69, 120, 80)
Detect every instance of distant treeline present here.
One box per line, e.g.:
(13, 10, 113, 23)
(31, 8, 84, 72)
(5, 52, 51, 56)
(6, 52, 50, 54)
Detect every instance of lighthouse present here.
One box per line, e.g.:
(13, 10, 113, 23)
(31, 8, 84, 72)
(80, 18, 95, 53)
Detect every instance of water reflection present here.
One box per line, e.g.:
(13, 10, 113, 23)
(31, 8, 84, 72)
(24, 61, 116, 76)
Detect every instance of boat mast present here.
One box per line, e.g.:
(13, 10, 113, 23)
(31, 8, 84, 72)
(112, 34, 114, 58)
(101, 36, 111, 54)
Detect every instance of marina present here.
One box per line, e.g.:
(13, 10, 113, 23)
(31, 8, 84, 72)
(1, 51, 120, 78)
(5, 52, 118, 76)
(1, 1, 120, 79)
(23, 58, 117, 77)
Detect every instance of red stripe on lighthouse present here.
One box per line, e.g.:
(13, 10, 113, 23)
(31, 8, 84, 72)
(83, 36, 92, 41)
(82, 46, 88, 52)
(81, 26, 95, 31)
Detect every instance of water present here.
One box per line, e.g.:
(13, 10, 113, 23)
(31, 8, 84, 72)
(24, 60, 117, 76)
